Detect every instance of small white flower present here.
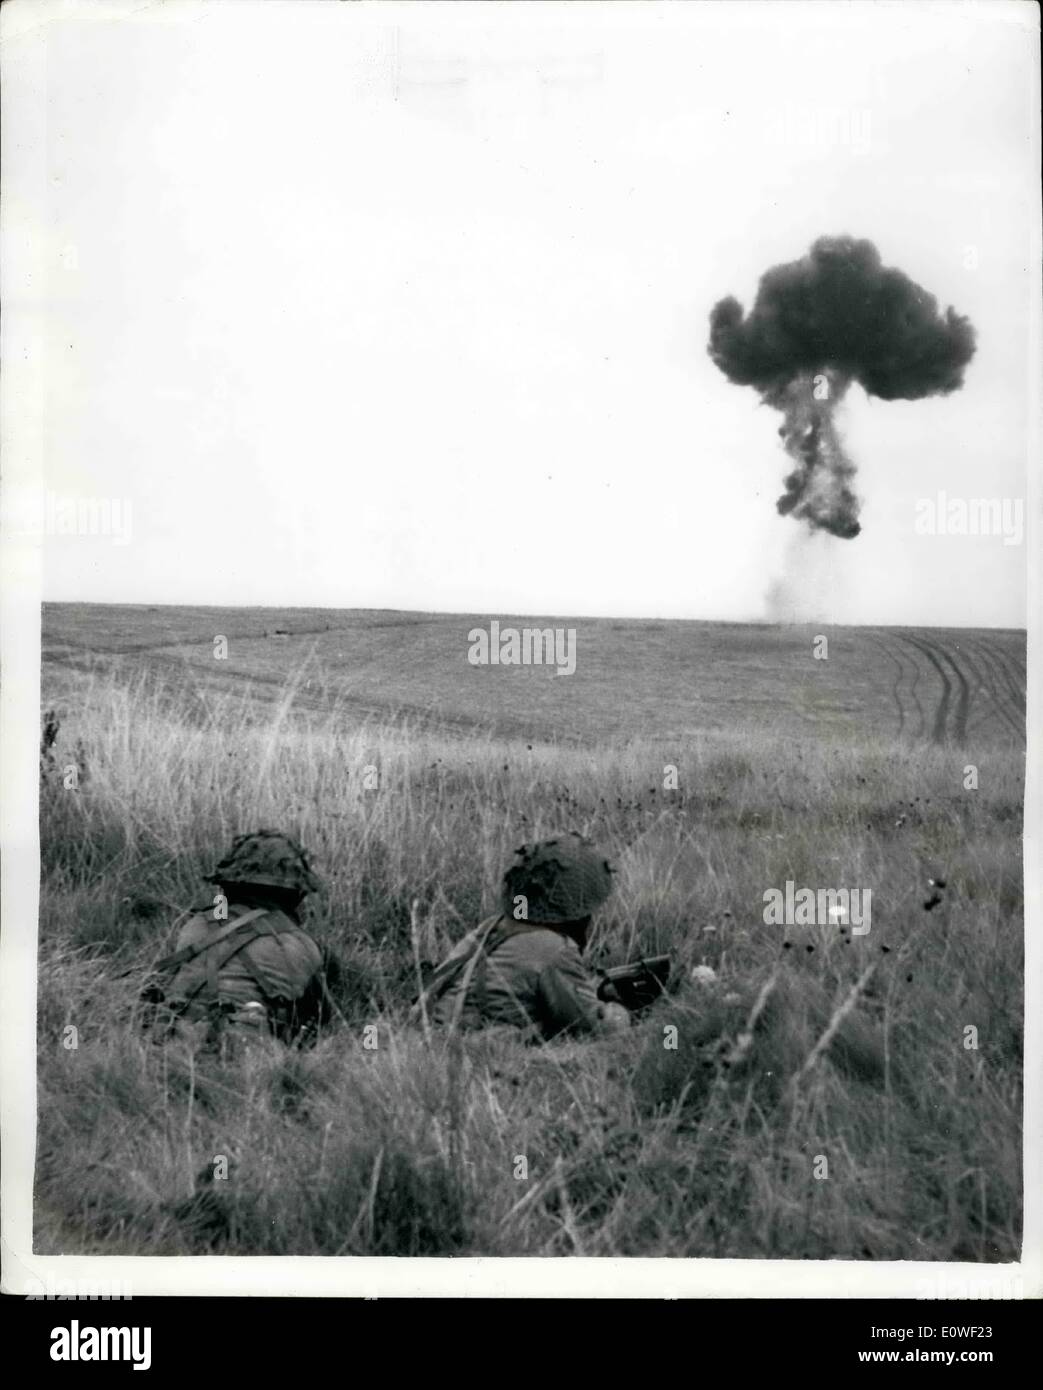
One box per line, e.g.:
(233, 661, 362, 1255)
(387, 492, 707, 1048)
(690, 965, 718, 986)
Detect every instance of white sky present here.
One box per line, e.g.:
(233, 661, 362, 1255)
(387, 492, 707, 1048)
(4, 0, 1039, 625)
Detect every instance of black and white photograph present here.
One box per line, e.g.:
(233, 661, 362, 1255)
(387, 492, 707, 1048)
(2, 0, 1039, 1305)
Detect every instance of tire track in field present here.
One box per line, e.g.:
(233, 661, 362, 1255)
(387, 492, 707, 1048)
(905, 645, 927, 739)
(955, 638, 1001, 739)
(869, 632, 926, 739)
(901, 634, 955, 743)
(986, 635, 1026, 713)
(934, 634, 971, 745)
(42, 644, 596, 749)
(958, 635, 1023, 742)
(966, 633, 1022, 739)
(899, 632, 975, 745)
(42, 622, 360, 659)
(869, 635, 906, 736)
(977, 634, 1026, 740)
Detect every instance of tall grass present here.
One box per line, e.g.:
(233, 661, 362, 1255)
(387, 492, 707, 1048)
(36, 669, 1023, 1258)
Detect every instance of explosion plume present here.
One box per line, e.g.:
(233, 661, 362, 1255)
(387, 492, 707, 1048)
(708, 236, 976, 538)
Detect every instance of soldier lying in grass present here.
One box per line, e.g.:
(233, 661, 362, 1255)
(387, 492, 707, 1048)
(140, 830, 339, 1051)
(414, 833, 634, 1040)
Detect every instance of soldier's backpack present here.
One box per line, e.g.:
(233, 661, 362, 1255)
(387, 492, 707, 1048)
(140, 908, 328, 1044)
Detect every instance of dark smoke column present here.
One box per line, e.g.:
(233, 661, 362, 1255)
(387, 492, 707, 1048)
(707, 236, 976, 538)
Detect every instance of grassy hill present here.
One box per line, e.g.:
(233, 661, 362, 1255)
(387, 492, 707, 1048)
(42, 603, 1026, 747)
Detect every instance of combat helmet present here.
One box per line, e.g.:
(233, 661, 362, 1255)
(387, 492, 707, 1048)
(501, 832, 614, 925)
(208, 830, 323, 894)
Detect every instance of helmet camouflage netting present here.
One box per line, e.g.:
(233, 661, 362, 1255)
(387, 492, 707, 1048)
(208, 830, 323, 894)
(501, 832, 615, 925)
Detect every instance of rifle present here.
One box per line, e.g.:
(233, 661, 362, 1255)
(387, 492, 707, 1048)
(596, 954, 671, 1012)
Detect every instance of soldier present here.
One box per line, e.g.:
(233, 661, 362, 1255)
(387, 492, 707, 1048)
(416, 833, 631, 1040)
(141, 830, 339, 1051)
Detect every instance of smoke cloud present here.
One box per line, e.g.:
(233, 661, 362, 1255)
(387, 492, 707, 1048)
(708, 236, 976, 538)
(764, 528, 848, 623)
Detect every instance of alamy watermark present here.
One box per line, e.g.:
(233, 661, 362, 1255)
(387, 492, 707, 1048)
(763, 880, 872, 935)
(914, 492, 1023, 546)
(916, 1276, 1023, 1301)
(764, 103, 873, 155)
(26, 1275, 132, 1300)
(467, 620, 576, 677)
(49, 1321, 150, 1371)
(7, 490, 133, 546)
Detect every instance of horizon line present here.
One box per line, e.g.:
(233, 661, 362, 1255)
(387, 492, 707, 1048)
(40, 599, 1028, 634)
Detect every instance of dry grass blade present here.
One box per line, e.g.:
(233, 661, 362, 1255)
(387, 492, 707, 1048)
(725, 968, 779, 1068)
(787, 964, 877, 1095)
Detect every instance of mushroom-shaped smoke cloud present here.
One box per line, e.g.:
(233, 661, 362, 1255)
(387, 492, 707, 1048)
(708, 236, 976, 538)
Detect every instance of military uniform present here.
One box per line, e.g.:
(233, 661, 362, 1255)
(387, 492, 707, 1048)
(419, 834, 629, 1041)
(164, 903, 323, 1030)
(430, 917, 609, 1038)
(143, 830, 329, 1049)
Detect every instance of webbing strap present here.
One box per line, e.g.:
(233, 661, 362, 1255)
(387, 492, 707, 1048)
(416, 917, 502, 1007)
(153, 909, 268, 975)
(446, 921, 500, 1033)
(417, 917, 543, 1021)
(205, 929, 221, 1002)
(177, 911, 291, 1007)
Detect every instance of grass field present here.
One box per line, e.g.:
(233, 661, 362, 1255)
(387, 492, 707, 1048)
(35, 605, 1025, 1259)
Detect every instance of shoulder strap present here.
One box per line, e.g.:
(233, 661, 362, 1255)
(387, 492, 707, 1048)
(472, 920, 550, 1016)
(202, 918, 278, 1006)
(183, 912, 294, 1008)
(413, 917, 544, 1019)
(151, 908, 268, 975)
(413, 918, 502, 1015)
(483, 920, 546, 956)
